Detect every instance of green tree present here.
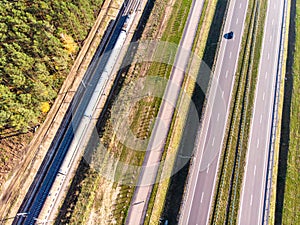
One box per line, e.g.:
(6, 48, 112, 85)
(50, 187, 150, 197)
(0, 0, 103, 133)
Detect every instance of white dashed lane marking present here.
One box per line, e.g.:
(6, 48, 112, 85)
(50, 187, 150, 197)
(260, 114, 263, 124)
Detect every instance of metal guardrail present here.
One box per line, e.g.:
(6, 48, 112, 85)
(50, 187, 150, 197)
(262, 0, 288, 223)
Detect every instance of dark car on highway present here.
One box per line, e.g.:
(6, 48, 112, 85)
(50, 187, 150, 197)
(224, 31, 234, 39)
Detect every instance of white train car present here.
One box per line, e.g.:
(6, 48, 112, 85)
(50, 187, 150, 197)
(59, 12, 135, 176)
(38, 13, 136, 221)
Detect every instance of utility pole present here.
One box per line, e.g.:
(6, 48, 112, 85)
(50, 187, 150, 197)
(0, 212, 28, 224)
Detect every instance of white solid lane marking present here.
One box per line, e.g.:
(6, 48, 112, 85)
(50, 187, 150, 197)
(225, 70, 229, 78)
(236, 18, 239, 24)
(201, 192, 204, 203)
(250, 194, 253, 206)
(212, 137, 215, 146)
(263, 92, 265, 101)
(217, 113, 220, 121)
(257, 139, 260, 148)
(254, 165, 256, 176)
(260, 114, 263, 124)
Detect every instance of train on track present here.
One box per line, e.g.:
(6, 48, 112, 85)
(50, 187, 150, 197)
(12, 4, 139, 222)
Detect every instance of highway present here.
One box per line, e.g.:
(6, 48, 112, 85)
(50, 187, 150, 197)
(125, 0, 205, 224)
(11, 1, 136, 224)
(238, 0, 286, 224)
(179, 0, 249, 224)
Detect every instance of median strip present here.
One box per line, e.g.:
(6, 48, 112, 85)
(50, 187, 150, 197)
(210, 0, 268, 223)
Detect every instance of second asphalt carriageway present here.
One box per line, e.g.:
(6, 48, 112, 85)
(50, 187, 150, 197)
(179, 0, 249, 224)
(238, 0, 286, 224)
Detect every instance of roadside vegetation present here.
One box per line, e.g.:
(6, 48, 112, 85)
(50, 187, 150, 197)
(280, 0, 300, 224)
(0, 0, 103, 133)
(210, 0, 268, 223)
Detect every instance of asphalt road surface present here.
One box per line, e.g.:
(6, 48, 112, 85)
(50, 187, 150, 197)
(125, 0, 205, 224)
(179, 0, 249, 224)
(238, 0, 285, 224)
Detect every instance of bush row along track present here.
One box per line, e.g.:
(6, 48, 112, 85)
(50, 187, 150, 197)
(237, 0, 286, 223)
(124, 0, 206, 224)
(178, 0, 249, 223)
(9, 1, 141, 224)
(0, 0, 120, 222)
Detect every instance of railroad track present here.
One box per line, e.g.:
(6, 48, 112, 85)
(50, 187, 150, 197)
(10, 1, 141, 224)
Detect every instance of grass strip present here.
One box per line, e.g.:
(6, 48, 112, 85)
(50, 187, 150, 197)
(281, 0, 300, 224)
(227, 0, 268, 222)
